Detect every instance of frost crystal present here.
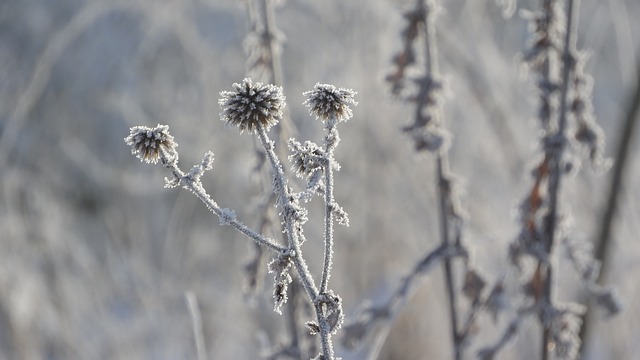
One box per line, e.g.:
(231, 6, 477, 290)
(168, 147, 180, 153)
(125, 124, 177, 164)
(219, 208, 236, 226)
(303, 83, 357, 122)
(219, 78, 285, 133)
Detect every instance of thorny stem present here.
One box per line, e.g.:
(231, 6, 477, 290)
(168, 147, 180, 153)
(540, 0, 578, 358)
(320, 118, 338, 294)
(255, 123, 338, 360)
(421, 1, 461, 358)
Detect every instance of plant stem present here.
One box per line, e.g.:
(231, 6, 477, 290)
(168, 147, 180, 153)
(161, 153, 287, 253)
(421, 1, 461, 358)
(580, 58, 640, 355)
(320, 118, 338, 294)
(255, 124, 338, 360)
(437, 157, 461, 360)
(541, 0, 578, 358)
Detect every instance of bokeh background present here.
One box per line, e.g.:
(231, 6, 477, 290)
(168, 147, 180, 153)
(1, 0, 638, 358)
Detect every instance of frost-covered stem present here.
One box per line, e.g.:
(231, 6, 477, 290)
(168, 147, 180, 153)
(255, 123, 336, 359)
(160, 150, 287, 253)
(255, 124, 319, 298)
(320, 117, 338, 294)
(315, 300, 336, 360)
(437, 157, 461, 360)
(422, 1, 461, 357)
(541, 0, 578, 358)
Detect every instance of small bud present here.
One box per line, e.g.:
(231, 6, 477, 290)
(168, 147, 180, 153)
(303, 83, 357, 122)
(288, 139, 325, 179)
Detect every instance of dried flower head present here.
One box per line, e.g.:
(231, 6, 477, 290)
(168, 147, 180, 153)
(268, 252, 294, 314)
(288, 139, 325, 179)
(219, 78, 285, 133)
(304, 83, 357, 122)
(125, 124, 177, 164)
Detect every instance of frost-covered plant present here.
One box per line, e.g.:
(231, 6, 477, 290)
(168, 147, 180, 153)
(343, 2, 492, 359)
(343, 0, 620, 359)
(125, 78, 356, 360)
(485, 0, 621, 359)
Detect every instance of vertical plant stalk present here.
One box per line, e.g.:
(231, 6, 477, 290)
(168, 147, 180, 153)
(421, 2, 461, 358)
(258, 0, 284, 87)
(320, 117, 338, 294)
(540, 1, 578, 358)
(255, 124, 319, 300)
(185, 292, 208, 360)
(593, 62, 640, 278)
(580, 60, 640, 354)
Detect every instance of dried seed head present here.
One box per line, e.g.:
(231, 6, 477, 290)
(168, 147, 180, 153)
(304, 83, 357, 122)
(288, 139, 325, 179)
(268, 252, 293, 314)
(125, 124, 177, 164)
(219, 78, 285, 133)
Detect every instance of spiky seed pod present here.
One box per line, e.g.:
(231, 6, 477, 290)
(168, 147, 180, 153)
(125, 124, 177, 164)
(218, 78, 285, 133)
(303, 83, 357, 122)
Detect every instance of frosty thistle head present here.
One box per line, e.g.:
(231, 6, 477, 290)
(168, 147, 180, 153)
(303, 83, 357, 122)
(218, 78, 286, 133)
(125, 124, 177, 164)
(288, 140, 325, 179)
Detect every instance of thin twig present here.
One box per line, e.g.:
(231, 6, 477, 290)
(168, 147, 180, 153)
(420, 1, 462, 358)
(185, 291, 208, 360)
(580, 59, 640, 354)
(540, 1, 578, 358)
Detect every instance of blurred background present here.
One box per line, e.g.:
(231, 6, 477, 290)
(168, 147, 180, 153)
(1, 0, 638, 358)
